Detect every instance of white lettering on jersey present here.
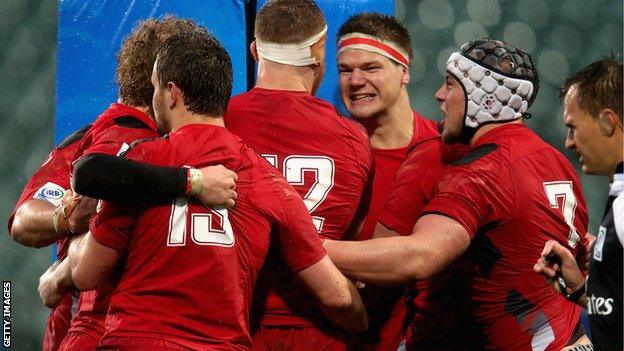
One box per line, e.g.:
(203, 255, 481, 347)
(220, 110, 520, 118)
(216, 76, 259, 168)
(261, 154, 335, 233)
(166, 197, 234, 247)
(543, 181, 580, 248)
(587, 294, 614, 315)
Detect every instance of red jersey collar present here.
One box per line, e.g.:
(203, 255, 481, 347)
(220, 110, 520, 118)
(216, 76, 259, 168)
(472, 123, 528, 149)
(108, 103, 159, 132)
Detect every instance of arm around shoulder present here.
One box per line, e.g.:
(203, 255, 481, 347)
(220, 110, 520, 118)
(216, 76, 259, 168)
(324, 214, 470, 285)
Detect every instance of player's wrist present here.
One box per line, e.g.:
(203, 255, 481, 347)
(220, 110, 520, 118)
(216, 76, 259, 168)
(52, 203, 77, 238)
(563, 280, 586, 303)
(187, 168, 203, 197)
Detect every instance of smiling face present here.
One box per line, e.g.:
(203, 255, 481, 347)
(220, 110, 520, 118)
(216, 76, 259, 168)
(435, 73, 466, 143)
(563, 84, 609, 175)
(338, 49, 408, 121)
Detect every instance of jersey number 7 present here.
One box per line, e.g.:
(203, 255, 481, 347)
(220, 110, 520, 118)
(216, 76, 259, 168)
(543, 181, 581, 248)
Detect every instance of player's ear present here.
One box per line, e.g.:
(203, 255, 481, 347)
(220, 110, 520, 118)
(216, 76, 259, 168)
(250, 41, 259, 62)
(401, 65, 410, 85)
(598, 109, 618, 136)
(168, 82, 178, 109)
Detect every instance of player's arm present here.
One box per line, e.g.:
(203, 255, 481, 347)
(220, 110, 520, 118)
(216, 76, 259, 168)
(11, 200, 59, 248)
(37, 235, 87, 307)
(257, 176, 368, 332)
(69, 232, 120, 291)
(324, 214, 470, 286)
(38, 258, 73, 308)
(296, 255, 368, 333)
(68, 198, 135, 291)
(11, 190, 96, 248)
(73, 153, 237, 207)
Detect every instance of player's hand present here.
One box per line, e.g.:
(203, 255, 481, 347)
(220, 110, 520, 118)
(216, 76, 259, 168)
(63, 190, 98, 235)
(533, 240, 585, 294)
(191, 165, 238, 208)
(38, 261, 66, 308)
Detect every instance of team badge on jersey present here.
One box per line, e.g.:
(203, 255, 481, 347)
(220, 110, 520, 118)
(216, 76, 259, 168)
(33, 182, 66, 207)
(593, 226, 607, 262)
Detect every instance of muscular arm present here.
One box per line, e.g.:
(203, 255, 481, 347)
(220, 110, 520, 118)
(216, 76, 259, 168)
(296, 255, 368, 333)
(73, 153, 237, 206)
(69, 232, 120, 291)
(324, 214, 471, 286)
(11, 191, 96, 247)
(10, 199, 57, 248)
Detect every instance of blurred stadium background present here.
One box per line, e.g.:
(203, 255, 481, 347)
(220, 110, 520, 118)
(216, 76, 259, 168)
(0, 0, 620, 348)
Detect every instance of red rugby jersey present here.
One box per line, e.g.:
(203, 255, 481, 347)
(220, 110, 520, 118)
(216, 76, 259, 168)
(422, 123, 588, 350)
(66, 103, 160, 342)
(356, 112, 438, 351)
(358, 111, 438, 241)
(225, 88, 373, 327)
(91, 124, 325, 350)
(379, 137, 471, 350)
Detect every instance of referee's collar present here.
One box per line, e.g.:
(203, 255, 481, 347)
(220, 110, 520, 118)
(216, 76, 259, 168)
(610, 162, 623, 197)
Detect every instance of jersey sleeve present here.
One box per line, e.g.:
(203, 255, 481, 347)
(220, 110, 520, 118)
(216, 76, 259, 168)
(421, 158, 501, 239)
(379, 140, 446, 236)
(252, 168, 326, 272)
(89, 201, 140, 254)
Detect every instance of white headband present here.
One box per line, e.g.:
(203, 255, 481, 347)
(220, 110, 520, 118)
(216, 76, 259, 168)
(255, 25, 327, 67)
(446, 52, 535, 129)
(338, 32, 410, 69)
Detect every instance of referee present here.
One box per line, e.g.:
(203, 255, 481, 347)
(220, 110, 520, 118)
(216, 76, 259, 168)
(534, 59, 623, 351)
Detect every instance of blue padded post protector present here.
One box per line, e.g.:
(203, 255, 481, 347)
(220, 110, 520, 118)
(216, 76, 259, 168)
(56, 0, 248, 143)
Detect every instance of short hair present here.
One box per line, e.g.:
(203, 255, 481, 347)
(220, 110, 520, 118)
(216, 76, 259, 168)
(255, 0, 326, 43)
(337, 12, 413, 61)
(156, 30, 232, 116)
(560, 58, 623, 122)
(116, 16, 199, 109)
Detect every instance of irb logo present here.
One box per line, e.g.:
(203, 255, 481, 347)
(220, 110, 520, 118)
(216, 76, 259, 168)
(43, 189, 63, 198)
(33, 182, 66, 207)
